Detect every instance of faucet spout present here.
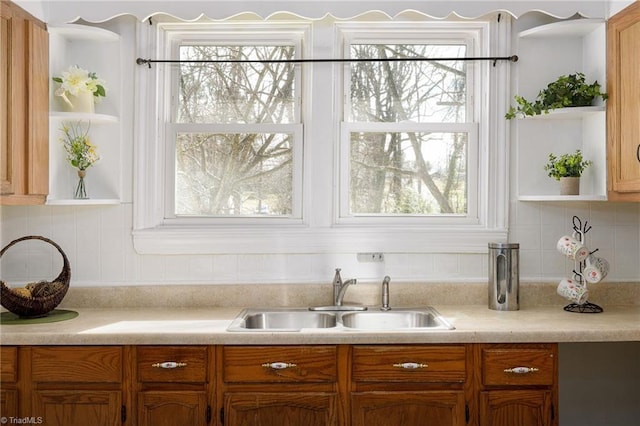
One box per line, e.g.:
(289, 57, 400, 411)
(336, 278, 357, 306)
(309, 268, 366, 311)
(333, 268, 357, 306)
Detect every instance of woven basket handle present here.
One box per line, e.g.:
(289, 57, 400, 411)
(0, 236, 71, 284)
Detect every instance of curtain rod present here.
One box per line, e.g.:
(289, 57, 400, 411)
(136, 55, 518, 67)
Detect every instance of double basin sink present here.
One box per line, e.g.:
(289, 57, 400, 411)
(227, 307, 454, 332)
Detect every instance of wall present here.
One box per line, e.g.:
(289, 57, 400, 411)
(1, 201, 639, 286)
(1, 1, 639, 287)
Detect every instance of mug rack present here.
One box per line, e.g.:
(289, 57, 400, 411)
(563, 215, 603, 313)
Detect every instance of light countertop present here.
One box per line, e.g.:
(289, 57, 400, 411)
(1, 305, 638, 345)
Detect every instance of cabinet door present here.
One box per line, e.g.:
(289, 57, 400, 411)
(0, 346, 18, 419)
(224, 392, 338, 426)
(351, 391, 466, 426)
(479, 390, 552, 426)
(0, 389, 19, 420)
(0, 0, 48, 205)
(32, 390, 121, 426)
(138, 391, 208, 426)
(1, 6, 10, 194)
(607, 1, 640, 200)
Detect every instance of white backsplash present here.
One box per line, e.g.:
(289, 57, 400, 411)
(1, 201, 638, 286)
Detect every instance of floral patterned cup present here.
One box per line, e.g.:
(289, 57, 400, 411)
(556, 235, 590, 262)
(557, 278, 589, 305)
(584, 255, 610, 284)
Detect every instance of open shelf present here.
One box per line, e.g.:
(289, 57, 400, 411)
(48, 24, 122, 205)
(519, 106, 605, 120)
(50, 112, 119, 124)
(518, 19, 605, 39)
(513, 18, 607, 201)
(518, 195, 608, 202)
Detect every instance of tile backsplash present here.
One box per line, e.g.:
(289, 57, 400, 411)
(1, 201, 638, 286)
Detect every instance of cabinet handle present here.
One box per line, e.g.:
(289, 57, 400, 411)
(503, 366, 539, 374)
(393, 362, 428, 369)
(152, 361, 187, 369)
(636, 144, 640, 163)
(262, 362, 297, 370)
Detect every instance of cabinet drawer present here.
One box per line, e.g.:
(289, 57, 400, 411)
(352, 345, 466, 383)
(31, 346, 122, 383)
(137, 346, 208, 383)
(223, 346, 337, 383)
(1, 346, 18, 382)
(482, 346, 555, 386)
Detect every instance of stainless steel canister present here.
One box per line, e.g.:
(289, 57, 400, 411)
(488, 242, 520, 311)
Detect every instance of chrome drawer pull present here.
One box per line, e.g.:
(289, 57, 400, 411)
(152, 361, 187, 369)
(504, 366, 539, 374)
(393, 362, 428, 370)
(262, 362, 297, 370)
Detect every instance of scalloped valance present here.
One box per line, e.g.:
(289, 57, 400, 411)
(15, 0, 626, 25)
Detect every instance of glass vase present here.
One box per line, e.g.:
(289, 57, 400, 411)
(74, 169, 88, 199)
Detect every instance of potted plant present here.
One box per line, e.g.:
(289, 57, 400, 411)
(544, 150, 592, 195)
(505, 73, 607, 119)
(52, 65, 106, 113)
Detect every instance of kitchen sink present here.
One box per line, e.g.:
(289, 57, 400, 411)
(340, 309, 454, 330)
(227, 308, 337, 331)
(227, 307, 454, 332)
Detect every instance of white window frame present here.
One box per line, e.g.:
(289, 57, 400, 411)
(161, 24, 306, 223)
(133, 16, 510, 254)
(337, 25, 481, 225)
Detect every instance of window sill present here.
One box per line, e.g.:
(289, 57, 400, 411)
(132, 225, 507, 254)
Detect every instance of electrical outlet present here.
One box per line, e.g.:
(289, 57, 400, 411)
(357, 252, 384, 262)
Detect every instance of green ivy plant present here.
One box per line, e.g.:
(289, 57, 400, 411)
(505, 73, 607, 119)
(544, 150, 592, 180)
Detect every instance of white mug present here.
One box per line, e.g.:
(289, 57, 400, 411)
(557, 278, 589, 305)
(556, 235, 590, 262)
(584, 255, 610, 284)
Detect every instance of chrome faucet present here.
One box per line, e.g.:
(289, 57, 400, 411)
(333, 268, 357, 306)
(381, 275, 391, 311)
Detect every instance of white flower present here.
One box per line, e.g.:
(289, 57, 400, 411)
(57, 65, 92, 96)
(53, 65, 107, 100)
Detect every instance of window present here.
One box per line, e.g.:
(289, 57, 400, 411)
(133, 16, 509, 254)
(338, 25, 482, 225)
(161, 25, 304, 222)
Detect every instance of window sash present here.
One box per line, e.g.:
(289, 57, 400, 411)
(339, 23, 481, 124)
(163, 122, 304, 223)
(339, 122, 479, 224)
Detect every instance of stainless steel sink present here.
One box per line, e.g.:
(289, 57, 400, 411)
(227, 308, 337, 331)
(227, 307, 454, 332)
(340, 309, 454, 330)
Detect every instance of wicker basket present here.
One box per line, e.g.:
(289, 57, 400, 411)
(0, 236, 71, 318)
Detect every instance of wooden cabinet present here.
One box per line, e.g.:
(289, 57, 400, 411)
(0, 346, 19, 419)
(136, 346, 211, 426)
(2, 342, 558, 426)
(607, 1, 640, 201)
(351, 345, 469, 426)
(30, 346, 125, 426)
(0, 0, 49, 205)
(220, 345, 340, 426)
(477, 344, 557, 426)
